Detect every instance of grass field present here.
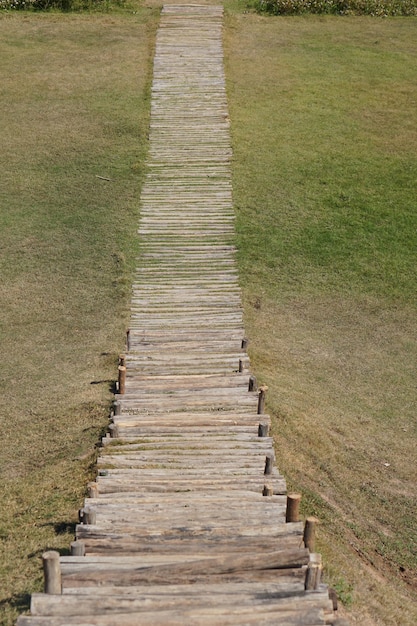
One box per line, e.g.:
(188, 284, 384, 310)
(0, 7, 158, 624)
(1, 4, 416, 626)
(224, 11, 417, 625)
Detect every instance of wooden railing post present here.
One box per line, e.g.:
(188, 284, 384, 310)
(109, 423, 119, 438)
(303, 516, 319, 552)
(258, 422, 269, 437)
(42, 551, 62, 594)
(304, 553, 322, 590)
(264, 454, 274, 475)
(70, 540, 85, 556)
(257, 385, 268, 415)
(118, 357, 126, 394)
(83, 507, 96, 525)
(248, 375, 257, 392)
(286, 493, 302, 523)
(87, 482, 99, 498)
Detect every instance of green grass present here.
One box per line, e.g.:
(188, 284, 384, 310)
(0, 7, 158, 624)
(224, 12, 417, 625)
(253, 0, 417, 16)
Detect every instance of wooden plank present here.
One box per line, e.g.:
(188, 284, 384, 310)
(30, 589, 333, 616)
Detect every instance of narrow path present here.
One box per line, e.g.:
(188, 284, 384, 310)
(18, 6, 341, 625)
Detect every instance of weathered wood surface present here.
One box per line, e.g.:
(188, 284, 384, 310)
(18, 5, 340, 625)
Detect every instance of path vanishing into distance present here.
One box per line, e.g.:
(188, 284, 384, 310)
(18, 5, 345, 625)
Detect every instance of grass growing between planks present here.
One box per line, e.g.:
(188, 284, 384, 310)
(224, 12, 417, 626)
(0, 7, 158, 624)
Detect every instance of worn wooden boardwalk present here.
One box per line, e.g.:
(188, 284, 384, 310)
(18, 5, 343, 625)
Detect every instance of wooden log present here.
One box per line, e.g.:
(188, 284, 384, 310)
(62, 548, 310, 587)
(70, 541, 85, 557)
(257, 385, 268, 415)
(28, 585, 333, 617)
(18, 605, 331, 625)
(248, 375, 257, 392)
(304, 554, 322, 591)
(329, 587, 338, 611)
(303, 517, 319, 552)
(108, 423, 119, 439)
(78, 531, 303, 555)
(258, 422, 269, 438)
(87, 483, 99, 499)
(262, 485, 273, 497)
(83, 507, 96, 526)
(42, 551, 61, 595)
(285, 494, 301, 523)
(264, 454, 274, 475)
(118, 365, 126, 395)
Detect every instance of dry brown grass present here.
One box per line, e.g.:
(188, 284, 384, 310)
(224, 12, 417, 625)
(0, 9, 158, 624)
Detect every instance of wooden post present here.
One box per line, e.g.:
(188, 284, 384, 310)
(118, 364, 126, 394)
(42, 551, 61, 595)
(98, 469, 108, 477)
(114, 401, 121, 416)
(70, 541, 85, 556)
(286, 493, 302, 523)
(83, 507, 96, 525)
(78, 508, 85, 523)
(126, 329, 130, 351)
(264, 454, 274, 475)
(304, 553, 322, 591)
(241, 338, 248, 350)
(262, 484, 273, 496)
(248, 375, 257, 392)
(303, 516, 319, 552)
(257, 385, 268, 415)
(329, 588, 338, 611)
(258, 422, 269, 438)
(238, 359, 243, 373)
(109, 423, 119, 438)
(119, 354, 126, 367)
(87, 482, 99, 498)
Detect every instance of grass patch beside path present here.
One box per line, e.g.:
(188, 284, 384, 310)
(224, 13, 417, 625)
(0, 8, 158, 624)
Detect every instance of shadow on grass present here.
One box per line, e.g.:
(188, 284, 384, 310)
(90, 379, 116, 394)
(0, 591, 31, 615)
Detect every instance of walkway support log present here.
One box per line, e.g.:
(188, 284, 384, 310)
(70, 541, 85, 557)
(303, 516, 319, 552)
(42, 551, 61, 595)
(257, 385, 268, 415)
(286, 493, 302, 523)
(258, 422, 269, 437)
(118, 365, 126, 394)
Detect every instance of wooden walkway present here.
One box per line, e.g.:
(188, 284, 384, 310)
(18, 5, 343, 625)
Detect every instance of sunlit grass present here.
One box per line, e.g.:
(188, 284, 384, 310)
(225, 12, 417, 625)
(0, 8, 158, 624)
